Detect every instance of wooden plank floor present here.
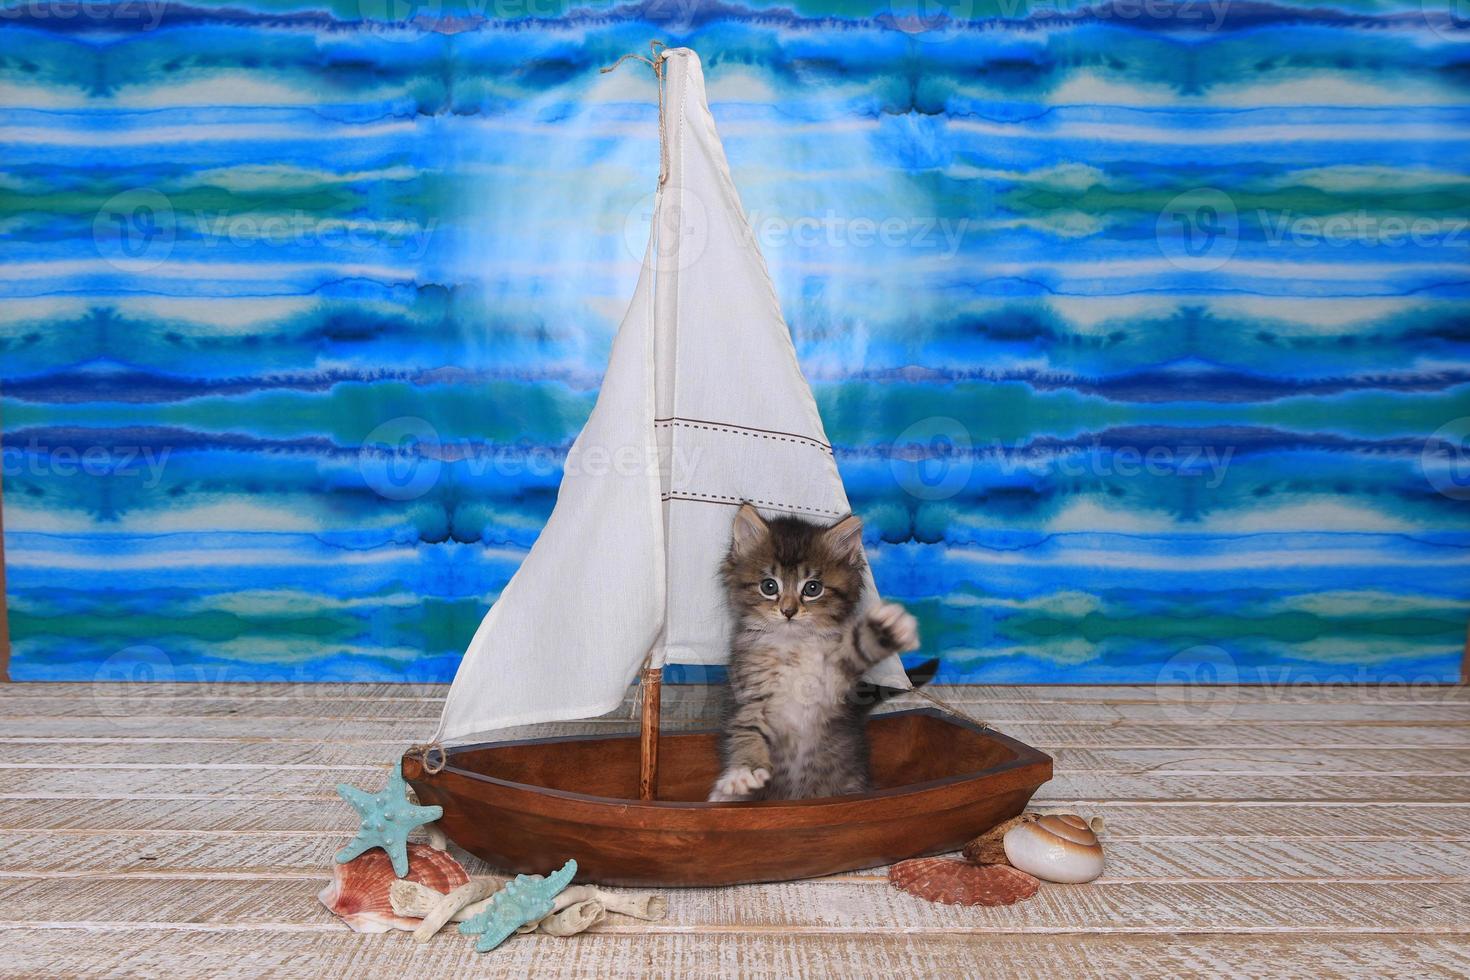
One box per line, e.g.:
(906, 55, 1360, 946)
(1, 685, 1467, 977)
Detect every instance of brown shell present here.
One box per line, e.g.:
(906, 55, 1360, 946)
(962, 812, 1038, 866)
(1036, 812, 1100, 845)
(1003, 812, 1106, 883)
(889, 857, 1040, 906)
(318, 843, 469, 934)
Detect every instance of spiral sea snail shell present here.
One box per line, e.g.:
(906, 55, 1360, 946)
(1002, 813, 1105, 883)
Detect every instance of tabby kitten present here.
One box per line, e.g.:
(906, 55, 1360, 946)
(708, 504, 921, 802)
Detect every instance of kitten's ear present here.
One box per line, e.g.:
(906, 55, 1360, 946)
(823, 514, 865, 565)
(730, 503, 769, 556)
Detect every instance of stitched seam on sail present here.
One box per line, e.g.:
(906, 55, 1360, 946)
(661, 490, 844, 517)
(653, 418, 833, 453)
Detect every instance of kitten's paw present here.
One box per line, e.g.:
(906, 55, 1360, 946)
(868, 602, 920, 652)
(708, 765, 770, 802)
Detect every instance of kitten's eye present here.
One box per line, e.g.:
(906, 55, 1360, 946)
(759, 578, 779, 598)
(802, 580, 823, 598)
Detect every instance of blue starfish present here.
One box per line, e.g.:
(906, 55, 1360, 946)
(334, 759, 443, 878)
(459, 859, 578, 952)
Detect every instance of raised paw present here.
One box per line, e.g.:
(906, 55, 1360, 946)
(707, 765, 770, 802)
(868, 602, 920, 653)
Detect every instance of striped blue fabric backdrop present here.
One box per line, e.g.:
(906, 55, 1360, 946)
(2, 1, 1468, 685)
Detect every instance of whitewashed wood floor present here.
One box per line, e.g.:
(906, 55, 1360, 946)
(1, 683, 1468, 977)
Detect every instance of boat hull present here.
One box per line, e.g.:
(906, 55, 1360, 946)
(403, 708, 1051, 887)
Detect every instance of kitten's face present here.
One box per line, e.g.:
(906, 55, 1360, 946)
(722, 505, 866, 633)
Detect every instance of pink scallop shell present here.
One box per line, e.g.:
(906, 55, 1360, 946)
(889, 857, 1040, 906)
(318, 843, 469, 934)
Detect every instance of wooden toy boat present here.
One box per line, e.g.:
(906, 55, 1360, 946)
(404, 708, 1051, 887)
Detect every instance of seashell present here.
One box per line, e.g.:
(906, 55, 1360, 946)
(962, 812, 1039, 866)
(318, 842, 470, 933)
(1002, 812, 1105, 884)
(889, 857, 1040, 906)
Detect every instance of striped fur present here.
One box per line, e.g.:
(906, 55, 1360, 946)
(710, 505, 920, 802)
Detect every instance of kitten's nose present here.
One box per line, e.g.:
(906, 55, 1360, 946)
(780, 603, 798, 620)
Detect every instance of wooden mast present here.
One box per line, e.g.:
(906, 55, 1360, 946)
(637, 667, 662, 800)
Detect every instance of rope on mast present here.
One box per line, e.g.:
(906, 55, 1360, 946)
(601, 41, 670, 186)
(903, 685, 991, 730)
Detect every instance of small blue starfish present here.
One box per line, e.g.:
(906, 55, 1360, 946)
(334, 759, 443, 878)
(459, 859, 578, 952)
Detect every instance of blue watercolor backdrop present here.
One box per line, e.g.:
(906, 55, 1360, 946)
(2, 1, 1468, 684)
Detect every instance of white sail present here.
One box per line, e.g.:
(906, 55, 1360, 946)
(436, 48, 908, 743)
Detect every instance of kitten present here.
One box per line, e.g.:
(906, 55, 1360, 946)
(708, 503, 921, 802)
